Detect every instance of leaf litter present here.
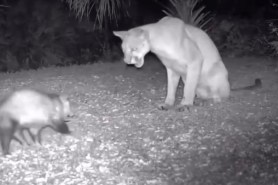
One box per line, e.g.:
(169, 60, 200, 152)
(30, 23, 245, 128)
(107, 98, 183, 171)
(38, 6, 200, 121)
(0, 58, 277, 184)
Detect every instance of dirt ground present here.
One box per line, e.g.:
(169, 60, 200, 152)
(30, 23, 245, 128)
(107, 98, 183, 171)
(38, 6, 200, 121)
(0, 55, 277, 185)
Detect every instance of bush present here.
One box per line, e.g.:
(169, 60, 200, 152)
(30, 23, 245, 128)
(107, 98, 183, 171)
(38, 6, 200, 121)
(208, 18, 270, 57)
(0, 0, 107, 72)
(268, 19, 278, 56)
(162, 0, 213, 31)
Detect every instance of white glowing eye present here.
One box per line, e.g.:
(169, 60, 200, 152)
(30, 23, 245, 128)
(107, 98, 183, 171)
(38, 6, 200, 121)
(125, 48, 131, 53)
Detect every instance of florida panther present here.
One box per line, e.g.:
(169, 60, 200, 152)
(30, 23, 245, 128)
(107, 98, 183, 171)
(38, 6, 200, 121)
(113, 16, 261, 111)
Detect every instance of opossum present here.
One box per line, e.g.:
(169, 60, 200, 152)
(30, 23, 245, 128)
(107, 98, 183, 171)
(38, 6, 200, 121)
(0, 89, 72, 155)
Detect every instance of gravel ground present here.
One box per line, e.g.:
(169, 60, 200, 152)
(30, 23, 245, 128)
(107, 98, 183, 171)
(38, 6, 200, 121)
(0, 56, 277, 185)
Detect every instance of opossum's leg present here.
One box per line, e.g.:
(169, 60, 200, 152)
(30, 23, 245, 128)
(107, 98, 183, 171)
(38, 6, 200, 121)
(24, 128, 36, 144)
(0, 120, 17, 155)
(37, 129, 43, 145)
(37, 125, 53, 145)
(15, 128, 36, 145)
(13, 129, 27, 145)
(37, 128, 44, 145)
(0, 129, 12, 155)
(12, 135, 23, 145)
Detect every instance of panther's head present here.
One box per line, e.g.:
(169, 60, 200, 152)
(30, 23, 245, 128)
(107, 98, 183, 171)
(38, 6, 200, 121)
(113, 28, 150, 68)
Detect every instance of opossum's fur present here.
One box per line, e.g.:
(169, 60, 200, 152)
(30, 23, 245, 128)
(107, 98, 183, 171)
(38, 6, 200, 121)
(0, 89, 72, 155)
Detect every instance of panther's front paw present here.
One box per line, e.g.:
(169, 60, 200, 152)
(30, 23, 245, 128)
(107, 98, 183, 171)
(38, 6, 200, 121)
(157, 103, 173, 111)
(193, 99, 208, 106)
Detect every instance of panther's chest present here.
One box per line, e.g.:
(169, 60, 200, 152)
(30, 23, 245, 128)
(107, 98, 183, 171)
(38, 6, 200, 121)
(151, 47, 188, 74)
(157, 55, 187, 74)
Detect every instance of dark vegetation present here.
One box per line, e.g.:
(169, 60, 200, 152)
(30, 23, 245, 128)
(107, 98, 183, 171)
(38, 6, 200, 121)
(0, 0, 277, 72)
(0, 0, 122, 72)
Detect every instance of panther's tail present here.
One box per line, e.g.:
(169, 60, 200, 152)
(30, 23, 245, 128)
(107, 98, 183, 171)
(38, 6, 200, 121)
(231, 78, 262, 91)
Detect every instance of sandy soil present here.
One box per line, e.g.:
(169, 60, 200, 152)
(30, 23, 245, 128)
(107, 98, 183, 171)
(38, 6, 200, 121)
(0, 55, 277, 185)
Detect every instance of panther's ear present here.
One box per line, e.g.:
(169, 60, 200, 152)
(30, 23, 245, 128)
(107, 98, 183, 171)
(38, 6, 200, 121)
(113, 31, 128, 40)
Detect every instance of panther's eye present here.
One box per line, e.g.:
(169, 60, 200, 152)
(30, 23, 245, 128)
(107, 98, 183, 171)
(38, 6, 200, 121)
(125, 47, 131, 53)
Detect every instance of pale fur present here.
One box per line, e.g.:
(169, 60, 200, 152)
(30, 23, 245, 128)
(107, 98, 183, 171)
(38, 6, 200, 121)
(113, 16, 230, 110)
(0, 89, 72, 154)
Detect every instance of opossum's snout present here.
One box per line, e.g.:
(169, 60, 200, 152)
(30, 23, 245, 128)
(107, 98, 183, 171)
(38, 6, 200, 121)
(55, 121, 71, 134)
(59, 95, 74, 119)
